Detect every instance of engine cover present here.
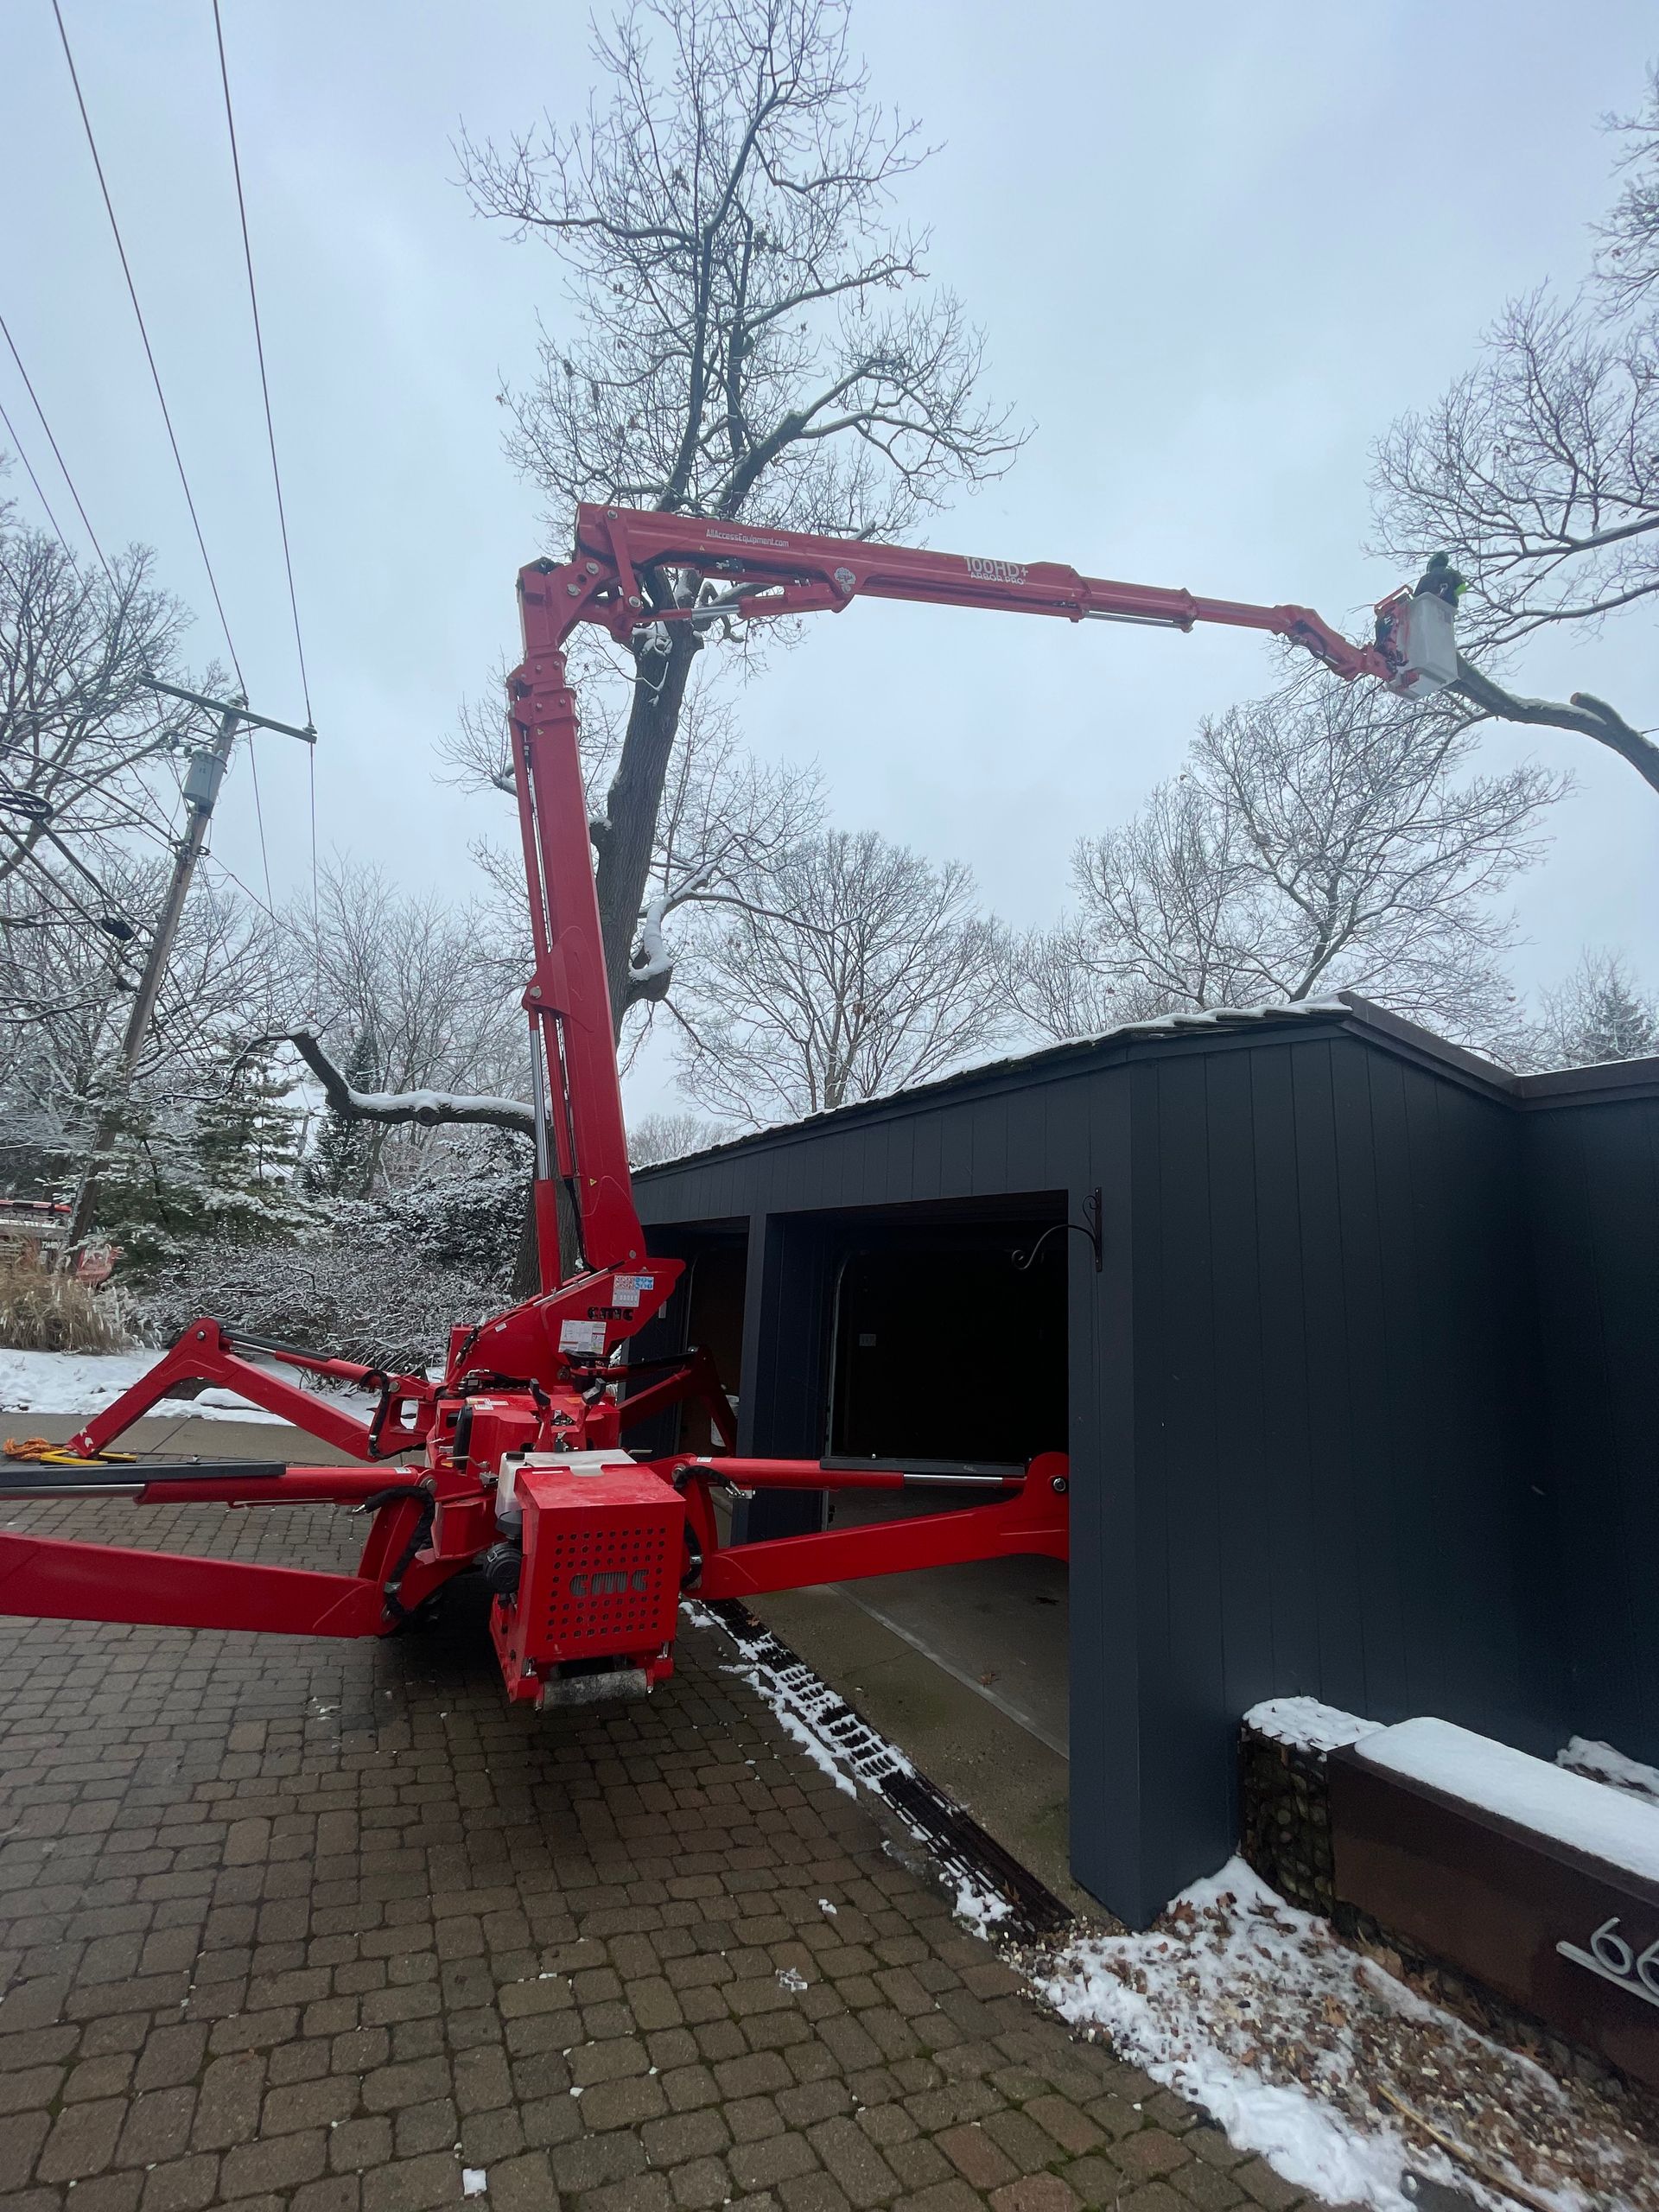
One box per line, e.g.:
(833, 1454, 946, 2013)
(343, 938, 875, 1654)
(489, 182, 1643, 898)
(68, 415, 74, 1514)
(491, 1454, 683, 1701)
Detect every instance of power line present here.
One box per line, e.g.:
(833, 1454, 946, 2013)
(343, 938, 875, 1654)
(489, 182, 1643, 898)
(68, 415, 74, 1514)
(0, 308, 117, 585)
(0, 390, 71, 554)
(210, 0, 312, 728)
(200, 846, 278, 924)
(50, 0, 245, 691)
(243, 732, 276, 911)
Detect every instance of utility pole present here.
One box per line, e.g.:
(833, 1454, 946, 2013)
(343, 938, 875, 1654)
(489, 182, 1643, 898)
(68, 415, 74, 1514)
(64, 678, 315, 1253)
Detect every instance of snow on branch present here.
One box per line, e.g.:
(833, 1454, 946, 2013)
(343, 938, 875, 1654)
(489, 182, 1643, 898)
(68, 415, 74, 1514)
(626, 893, 677, 1007)
(1451, 655, 1659, 798)
(284, 1030, 533, 1137)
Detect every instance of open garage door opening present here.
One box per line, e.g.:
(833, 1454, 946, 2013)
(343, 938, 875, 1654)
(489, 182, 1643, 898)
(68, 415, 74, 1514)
(637, 1193, 1077, 1898)
(811, 1197, 1071, 1780)
(826, 1202, 1069, 1472)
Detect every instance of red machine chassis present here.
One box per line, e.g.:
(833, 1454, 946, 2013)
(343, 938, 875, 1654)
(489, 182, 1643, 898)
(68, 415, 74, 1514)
(3, 509, 1436, 1703)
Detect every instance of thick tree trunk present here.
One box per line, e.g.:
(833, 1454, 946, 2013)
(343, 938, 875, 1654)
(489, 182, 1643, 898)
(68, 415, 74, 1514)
(593, 626, 702, 1041)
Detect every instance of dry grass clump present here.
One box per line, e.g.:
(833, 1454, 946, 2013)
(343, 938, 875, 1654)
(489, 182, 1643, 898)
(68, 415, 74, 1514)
(0, 1248, 127, 1352)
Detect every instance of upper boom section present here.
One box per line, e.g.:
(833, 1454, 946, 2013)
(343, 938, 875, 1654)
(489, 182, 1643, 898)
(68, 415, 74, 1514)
(515, 504, 1439, 693)
(505, 506, 1452, 1289)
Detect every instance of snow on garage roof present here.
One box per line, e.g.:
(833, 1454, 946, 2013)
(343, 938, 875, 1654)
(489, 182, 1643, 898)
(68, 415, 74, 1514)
(632, 992, 1512, 1173)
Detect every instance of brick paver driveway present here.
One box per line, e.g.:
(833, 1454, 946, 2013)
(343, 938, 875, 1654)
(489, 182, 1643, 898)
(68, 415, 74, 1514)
(0, 1494, 1334, 2212)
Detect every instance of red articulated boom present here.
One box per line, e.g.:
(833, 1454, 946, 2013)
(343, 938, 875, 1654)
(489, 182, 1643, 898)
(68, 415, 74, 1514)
(0, 511, 1456, 1707)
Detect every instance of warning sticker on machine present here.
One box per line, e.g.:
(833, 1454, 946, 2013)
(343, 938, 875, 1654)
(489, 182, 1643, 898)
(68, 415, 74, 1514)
(558, 1319, 608, 1355)
(611, 1274, 655, 1307)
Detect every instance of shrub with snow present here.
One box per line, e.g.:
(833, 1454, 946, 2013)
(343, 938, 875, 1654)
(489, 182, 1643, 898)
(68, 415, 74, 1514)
(136, 1135, 525, 1371)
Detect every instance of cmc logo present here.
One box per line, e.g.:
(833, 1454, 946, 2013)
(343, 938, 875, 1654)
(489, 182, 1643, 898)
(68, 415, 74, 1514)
(569, 1569, 651, 1598)
(965, 556, 1028, 585)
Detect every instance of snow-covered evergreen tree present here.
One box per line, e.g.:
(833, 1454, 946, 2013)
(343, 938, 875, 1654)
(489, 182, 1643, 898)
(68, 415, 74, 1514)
(1529, 950, 1659, 1070)
(191, 1046, 311, 1241)
(304, 1027, 379, 1198)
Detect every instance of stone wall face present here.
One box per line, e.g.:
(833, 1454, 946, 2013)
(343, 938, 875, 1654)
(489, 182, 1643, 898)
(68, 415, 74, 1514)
(1237, 1723, 1337, 1916)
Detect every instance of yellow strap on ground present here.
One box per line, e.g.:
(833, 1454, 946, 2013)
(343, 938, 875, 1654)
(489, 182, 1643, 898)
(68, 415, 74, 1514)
(3, 1436, 138, 1466)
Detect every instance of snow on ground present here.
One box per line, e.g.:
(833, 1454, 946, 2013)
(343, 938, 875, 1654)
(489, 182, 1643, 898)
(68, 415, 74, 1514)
(1559, 1736, 1659, 1808)
(0, 1346, 345, 1427)
(1031, 1857, 1658, 2212)
(687, 1614, 1659, 2202)
(683, 1600, 1014, 1936)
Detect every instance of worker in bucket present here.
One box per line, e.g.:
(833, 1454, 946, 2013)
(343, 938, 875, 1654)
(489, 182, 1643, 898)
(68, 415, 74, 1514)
(1414, 551, 1468, 607)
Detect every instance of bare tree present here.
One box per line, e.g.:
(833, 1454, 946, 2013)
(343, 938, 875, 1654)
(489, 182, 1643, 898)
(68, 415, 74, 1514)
(453, 665, 825, 1040)
(674, 827, 1007, 1124)
(456, 0, 1021, 1035)
(1, 855, 277, 1193)
(1522, 946, 1658, 1070)
(0, 505, 197, 893)
(1010, 674, 1562, 1049)
(627, 1108, 721, 1165)
(999, 917, 1178, 1043)
(278, 860, 530, 1187)
(1596, 62, 1659, 313)
(1370, 68, 1659, 795)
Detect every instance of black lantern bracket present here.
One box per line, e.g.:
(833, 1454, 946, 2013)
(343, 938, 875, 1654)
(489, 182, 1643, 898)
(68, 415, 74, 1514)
(1012, 1187, 1103, 1274)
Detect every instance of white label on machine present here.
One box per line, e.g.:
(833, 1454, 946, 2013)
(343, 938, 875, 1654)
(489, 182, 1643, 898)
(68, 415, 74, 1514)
(559, 1319, 607, 1355)
(611, 1273, 654, 1308)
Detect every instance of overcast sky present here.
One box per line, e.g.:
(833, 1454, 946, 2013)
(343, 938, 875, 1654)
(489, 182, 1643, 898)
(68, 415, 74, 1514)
(4, 1, 1656, 1116)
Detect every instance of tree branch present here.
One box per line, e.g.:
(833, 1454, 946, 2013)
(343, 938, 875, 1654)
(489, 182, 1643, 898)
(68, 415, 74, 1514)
(1451, 653, 1659, 796)
(284, 1029, 534, 1136)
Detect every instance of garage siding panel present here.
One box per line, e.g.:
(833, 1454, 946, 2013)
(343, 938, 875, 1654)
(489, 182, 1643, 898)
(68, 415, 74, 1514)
(1126, 1033, 1556, 1901)
(1363, 1049, 1438, 1718)
(1329, 1041, 1408, 1727)
(1067, 1063, 1141, 1914)
(1202, 1049, 1276, 1742)
(1141, 1053, 1231, 1900)
(1527, 1095, 1659, 1761)
(1248, 1045, 1320, 1694)
(1292, 1042, 1370, 1719)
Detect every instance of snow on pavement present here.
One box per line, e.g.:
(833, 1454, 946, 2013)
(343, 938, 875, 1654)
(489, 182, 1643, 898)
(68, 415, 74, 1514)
(683, 1599, 1016, 1936)
(1030, 1856, 1657, 2212)
(2, 1346, 324, 1426)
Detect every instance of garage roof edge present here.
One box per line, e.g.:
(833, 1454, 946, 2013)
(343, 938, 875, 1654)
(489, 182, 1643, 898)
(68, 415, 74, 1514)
(632, 993, 1590, 1180)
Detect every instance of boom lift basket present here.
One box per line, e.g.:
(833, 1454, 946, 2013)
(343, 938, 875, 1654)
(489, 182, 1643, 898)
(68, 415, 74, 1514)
(1395, 592, 1459, 698)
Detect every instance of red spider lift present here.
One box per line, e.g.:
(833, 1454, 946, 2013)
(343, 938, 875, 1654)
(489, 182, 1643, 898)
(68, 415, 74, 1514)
(0, 512, 1457, 1707)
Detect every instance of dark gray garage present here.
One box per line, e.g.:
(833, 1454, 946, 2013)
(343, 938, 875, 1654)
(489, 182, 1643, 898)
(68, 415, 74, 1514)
(629, 995, 1659, 1929)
